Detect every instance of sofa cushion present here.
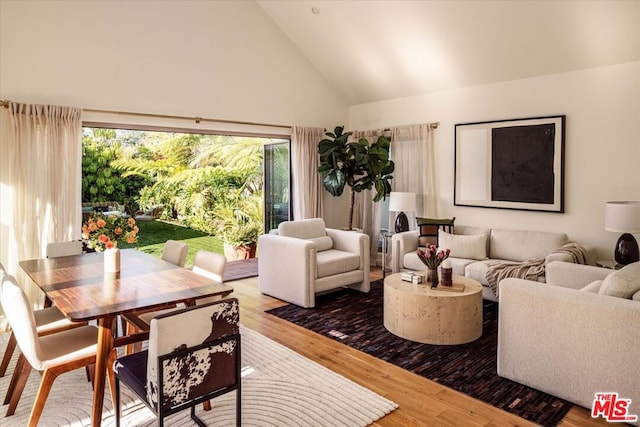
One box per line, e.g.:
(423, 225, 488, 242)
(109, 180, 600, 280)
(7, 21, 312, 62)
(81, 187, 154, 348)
(438, 230, 487, 260)
(279, 218, 326, 239)
(316, 249, 360, 278)
(598, 262, 640, 299)
(489, 229, 568, 262)
(580, 280, 603, 293)
(308, 236, 333, 252)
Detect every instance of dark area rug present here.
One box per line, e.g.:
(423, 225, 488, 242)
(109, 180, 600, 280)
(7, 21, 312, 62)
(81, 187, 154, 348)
(223, 258, 259, 282)
(266, 279, 572, 426)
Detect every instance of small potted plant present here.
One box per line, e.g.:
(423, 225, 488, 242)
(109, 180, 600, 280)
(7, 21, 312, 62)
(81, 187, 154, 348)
(213, 193, 262, 260)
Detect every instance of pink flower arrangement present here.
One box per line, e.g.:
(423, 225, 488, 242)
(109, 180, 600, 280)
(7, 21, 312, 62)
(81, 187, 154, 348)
(82, 213, 139, 252)
(416, 245, 450, 269)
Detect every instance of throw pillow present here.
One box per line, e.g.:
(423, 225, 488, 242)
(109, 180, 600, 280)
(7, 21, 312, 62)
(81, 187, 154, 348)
(307, 236, 333, 251)
(598, 261, 640, 299)
(416, 217, 455, 247)
(438, 230, 487, 260)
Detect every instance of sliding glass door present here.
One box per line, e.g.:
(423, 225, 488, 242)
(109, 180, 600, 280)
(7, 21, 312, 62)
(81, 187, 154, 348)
(263, 141, 292, 232)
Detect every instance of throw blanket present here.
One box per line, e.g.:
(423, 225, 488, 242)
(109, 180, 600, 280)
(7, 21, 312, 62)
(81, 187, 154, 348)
(486, 243, 590, 298)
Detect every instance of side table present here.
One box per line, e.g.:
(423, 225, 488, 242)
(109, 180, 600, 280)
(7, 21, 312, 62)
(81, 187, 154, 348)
(380, 229, 394, 278)
(596, 260, 622, 270)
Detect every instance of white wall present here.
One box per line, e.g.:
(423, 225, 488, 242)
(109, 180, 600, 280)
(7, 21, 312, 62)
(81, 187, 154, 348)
(348, 62, 640, 259)
(0, 0, 348, 130)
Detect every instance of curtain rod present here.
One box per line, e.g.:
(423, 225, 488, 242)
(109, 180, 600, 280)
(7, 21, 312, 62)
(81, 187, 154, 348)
(2, 99, 439, 130)
(1, 100, 292, 129)
(383, 121, 440, 131)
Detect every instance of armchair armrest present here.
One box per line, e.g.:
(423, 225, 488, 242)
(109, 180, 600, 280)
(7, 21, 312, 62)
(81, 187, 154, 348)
(325, 229, 370, 270)
(258, 234, 317, 307)
(390, 231, 419, 273)
(546, 261, 612, 289)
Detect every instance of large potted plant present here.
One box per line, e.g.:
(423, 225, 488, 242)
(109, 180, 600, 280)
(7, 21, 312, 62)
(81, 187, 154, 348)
(213, 192, 262, 260)
(318, 126, 395, 230)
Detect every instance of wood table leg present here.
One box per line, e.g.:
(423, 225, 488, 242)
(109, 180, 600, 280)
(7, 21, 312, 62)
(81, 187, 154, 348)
(92, 315, 115, 427)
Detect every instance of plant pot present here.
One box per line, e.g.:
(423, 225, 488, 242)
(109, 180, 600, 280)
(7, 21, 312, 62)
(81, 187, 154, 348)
(224, 242, 257, 261)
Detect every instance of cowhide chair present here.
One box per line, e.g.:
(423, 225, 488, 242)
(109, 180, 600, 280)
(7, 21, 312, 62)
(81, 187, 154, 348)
(113, 298, 241, 427)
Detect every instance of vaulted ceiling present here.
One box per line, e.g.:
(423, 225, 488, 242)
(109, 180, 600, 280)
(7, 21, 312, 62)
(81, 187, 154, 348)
(257, 0, 640, 105)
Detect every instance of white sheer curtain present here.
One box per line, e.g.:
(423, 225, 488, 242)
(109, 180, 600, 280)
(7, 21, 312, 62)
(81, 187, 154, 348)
(291, 126, 325, 220)
(0, 102, 82, 308)
(390, 124, 438, 229)
(352, 129, 390, 264)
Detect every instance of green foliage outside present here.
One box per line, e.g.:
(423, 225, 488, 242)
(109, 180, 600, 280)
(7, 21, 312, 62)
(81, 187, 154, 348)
(82, 128, 276, 249)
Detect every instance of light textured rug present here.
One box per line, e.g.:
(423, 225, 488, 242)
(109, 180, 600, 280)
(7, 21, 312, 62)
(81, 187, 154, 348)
(0, 326, 397, 426)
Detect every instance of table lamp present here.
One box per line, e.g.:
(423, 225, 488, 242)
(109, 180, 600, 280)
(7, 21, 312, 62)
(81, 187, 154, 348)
(389, 192, 416, 233)
(605, 201, 640, 266)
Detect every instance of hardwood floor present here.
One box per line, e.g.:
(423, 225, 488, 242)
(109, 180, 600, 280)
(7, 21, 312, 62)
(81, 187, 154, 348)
(234, 266, 609, 427)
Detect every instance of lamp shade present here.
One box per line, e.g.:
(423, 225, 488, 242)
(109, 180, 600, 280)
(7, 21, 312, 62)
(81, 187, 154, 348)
(605, 201, 640, 233)
(388, 192, 416, 213)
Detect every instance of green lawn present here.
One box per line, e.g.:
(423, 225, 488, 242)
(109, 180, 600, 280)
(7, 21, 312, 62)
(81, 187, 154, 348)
(120, 220, 224, 267)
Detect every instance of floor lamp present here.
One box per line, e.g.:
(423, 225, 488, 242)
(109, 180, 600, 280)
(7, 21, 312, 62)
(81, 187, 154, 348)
(389, 192, 416, 233)
(605, 201, 640, 266)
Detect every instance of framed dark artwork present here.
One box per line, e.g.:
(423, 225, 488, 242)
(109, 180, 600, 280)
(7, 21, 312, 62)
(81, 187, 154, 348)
(454, 116, 565, 212)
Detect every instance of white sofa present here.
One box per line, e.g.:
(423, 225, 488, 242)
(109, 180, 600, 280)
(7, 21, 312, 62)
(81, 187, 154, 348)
(392, 225, 595, 301)
(258, 218, 370, 308)
(498, 261, 640, 425)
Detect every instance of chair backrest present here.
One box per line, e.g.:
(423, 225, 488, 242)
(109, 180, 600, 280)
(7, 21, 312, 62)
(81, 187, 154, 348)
(46, 240, 83, 258)
(146, 298, 240, 412)
(192, 250, 226, 282)
(417, 217, 455, 247)
(278, 218, 327, 239)
(1, 274, 42, 369)
(161, 240, 188, 267)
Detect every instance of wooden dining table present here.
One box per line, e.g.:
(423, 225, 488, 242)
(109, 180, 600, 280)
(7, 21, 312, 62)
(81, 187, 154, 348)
(19, 248, 234, 426)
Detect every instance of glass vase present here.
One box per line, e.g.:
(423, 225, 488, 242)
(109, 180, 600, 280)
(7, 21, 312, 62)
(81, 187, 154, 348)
(426, 267, 438, 288)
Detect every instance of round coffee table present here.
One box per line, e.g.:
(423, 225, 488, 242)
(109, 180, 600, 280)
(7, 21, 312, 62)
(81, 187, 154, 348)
(383, 273, 483, 345)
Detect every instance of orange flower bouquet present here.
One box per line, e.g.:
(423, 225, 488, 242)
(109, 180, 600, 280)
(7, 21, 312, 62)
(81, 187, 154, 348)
(82, 213, 139, 252)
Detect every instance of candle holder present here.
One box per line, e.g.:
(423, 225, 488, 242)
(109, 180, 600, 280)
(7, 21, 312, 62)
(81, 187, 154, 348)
(441, 266, 453, 286)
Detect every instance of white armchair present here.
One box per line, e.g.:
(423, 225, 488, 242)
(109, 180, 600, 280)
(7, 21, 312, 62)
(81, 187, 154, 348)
(258, 218, 370, 308)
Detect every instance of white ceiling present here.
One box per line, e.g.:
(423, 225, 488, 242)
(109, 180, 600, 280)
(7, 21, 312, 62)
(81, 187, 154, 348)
(256, 0, 640, 105)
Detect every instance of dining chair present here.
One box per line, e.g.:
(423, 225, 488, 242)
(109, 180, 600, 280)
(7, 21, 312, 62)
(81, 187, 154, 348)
(45, 240, 83, 258)
(0, 273, 111, 426)
(0, 262, 85, 403)
(113, 298, 241, 427)
(122, 240, 190, 352)
(161, 240, 188, 267)
(132, 250, 229, 329)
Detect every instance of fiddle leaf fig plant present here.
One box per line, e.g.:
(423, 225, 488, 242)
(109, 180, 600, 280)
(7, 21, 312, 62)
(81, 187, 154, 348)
(318, 126, 394, 230)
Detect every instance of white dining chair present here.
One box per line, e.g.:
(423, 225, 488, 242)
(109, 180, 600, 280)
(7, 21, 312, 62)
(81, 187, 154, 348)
(0, 263, 84, 388)
(1, 273, 108, 426)
(161, 240, 188, 267)
(136, 250, 228, 326)
(45, 240, 83, 258)
(122, 240, 189, 352)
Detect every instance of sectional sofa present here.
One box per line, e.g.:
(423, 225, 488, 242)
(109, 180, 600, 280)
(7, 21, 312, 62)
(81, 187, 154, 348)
(498, 261, 640, 426)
